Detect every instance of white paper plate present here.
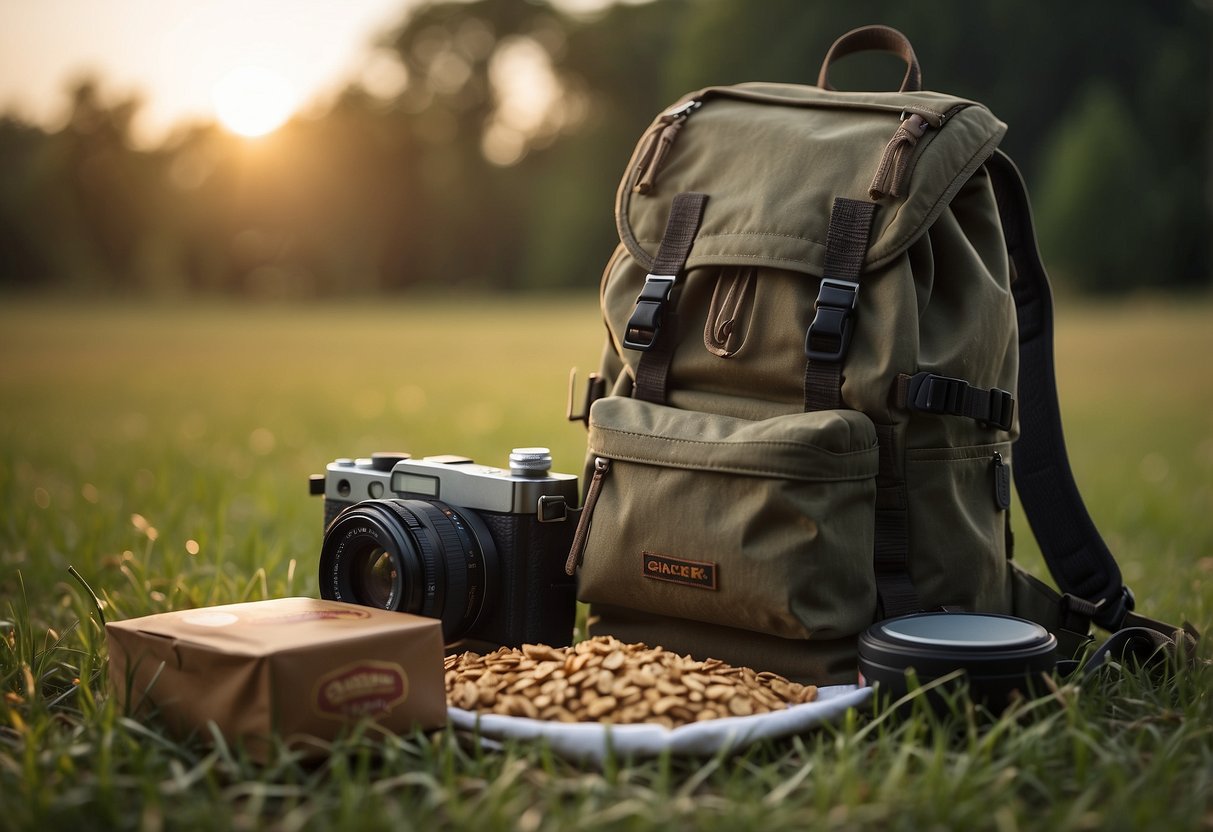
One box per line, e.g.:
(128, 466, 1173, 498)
(448, 684, 872, 763)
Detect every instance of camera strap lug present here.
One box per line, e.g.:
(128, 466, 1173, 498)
(537, 495, 570, 524)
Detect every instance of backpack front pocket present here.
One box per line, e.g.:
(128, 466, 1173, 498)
(572, 397, 879, 640)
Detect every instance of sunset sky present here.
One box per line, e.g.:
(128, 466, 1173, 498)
(0, 0, 416, 143)
(0, 0, 630, 144)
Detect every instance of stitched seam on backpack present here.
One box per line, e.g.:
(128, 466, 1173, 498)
(637, 229, 829, 246)
(586, 448, 876, 481)
(592, 426, 877, 457)
(635, 249, 822, 270)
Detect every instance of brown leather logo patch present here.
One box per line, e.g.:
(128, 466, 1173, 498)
(642, 552, 718, 590)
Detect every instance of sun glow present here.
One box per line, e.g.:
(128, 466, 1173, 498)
(211, 65, 297, 137)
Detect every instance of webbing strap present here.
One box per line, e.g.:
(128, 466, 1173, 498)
(652, 192, 708, 276)
(985, 150, 1131, 628)
(873, 426, 917, 616)
(804, 198, 875, 411)
(803, 199, 917, 616)
(874, 423, 920, 617)
(823, 198, 878, 279)
(631, 192, 708, 404)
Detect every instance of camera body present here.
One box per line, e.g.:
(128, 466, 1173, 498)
(313, 449, 579, 650)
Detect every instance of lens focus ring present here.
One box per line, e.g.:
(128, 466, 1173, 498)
(377, 499, 443, 618)
(403, 501, 467, 623)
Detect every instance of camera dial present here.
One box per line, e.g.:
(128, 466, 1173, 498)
(508, 447, 553, 477)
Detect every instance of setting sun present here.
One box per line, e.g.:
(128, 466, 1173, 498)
(212, 65, 297, 138)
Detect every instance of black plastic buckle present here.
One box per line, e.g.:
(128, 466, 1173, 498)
(1058, 592, 1099, 637)
(623, 274, 676, 351)
(1092, 585, 1136, 632)
(980, 387, 1015, 432)
(907, 373, 1015, 431)
(804, 278, 859, 362)
(908, 373, 968, 415)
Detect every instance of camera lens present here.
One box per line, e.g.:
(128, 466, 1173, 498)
(318, 499, 500, 643)
(350, 547, 397, 609)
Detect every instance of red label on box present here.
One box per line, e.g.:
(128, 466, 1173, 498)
(314, 660, 409, 718)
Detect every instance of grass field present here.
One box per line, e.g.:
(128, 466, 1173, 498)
(1, 295, 1211, 831)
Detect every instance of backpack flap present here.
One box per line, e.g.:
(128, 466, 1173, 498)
(617, 84, 1007, 277)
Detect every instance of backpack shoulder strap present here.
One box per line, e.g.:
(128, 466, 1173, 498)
(984, 149, 1135, 632)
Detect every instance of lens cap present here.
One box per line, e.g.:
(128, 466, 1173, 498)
(857, 612, 1057, 711)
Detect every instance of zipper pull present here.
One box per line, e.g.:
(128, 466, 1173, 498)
(633, 99, 702, 195)
(992, 452, 1011, 510)
(869, 112, 930, 200)
(565, 457, 611, 575)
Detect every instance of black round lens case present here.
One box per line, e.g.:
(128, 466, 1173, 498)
(857, 612, 1058, 711)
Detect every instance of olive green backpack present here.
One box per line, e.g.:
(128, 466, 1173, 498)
(564, 25, 1186, 684)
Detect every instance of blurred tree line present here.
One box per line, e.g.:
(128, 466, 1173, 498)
(0, 0, 1209, 297)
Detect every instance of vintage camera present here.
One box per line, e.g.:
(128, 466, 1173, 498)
(310, 448, 579, 649)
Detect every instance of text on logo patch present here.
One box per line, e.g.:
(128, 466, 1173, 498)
(313, 660, 409, 719)
(642, 552, 718, 590)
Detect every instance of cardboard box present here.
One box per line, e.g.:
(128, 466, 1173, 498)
(106, 597, 446, 756)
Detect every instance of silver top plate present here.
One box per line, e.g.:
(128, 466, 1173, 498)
(326, 452, 578, 514)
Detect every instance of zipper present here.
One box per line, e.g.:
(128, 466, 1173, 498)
(630, 88, 950, 197)
(698, 85, 948, 125)
(869, 112, 931, 200)
(632, 98, 703, 194)
(564, 457, 611, 575)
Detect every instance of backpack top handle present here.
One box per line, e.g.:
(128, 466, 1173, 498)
(817, 24, 923, 93)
